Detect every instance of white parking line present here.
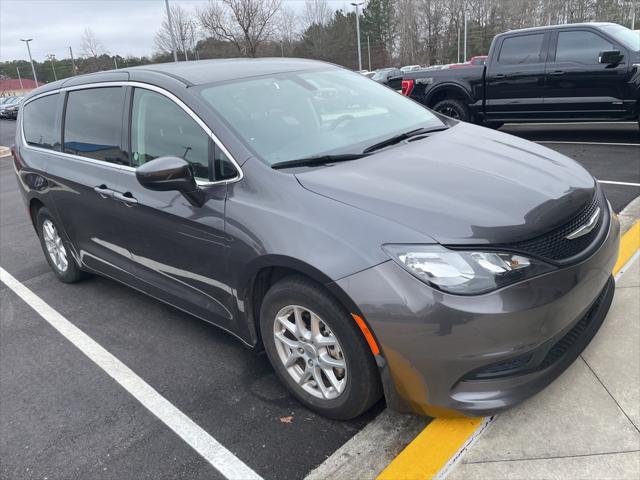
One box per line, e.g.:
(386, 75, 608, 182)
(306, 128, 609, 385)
(537, 141, 640, 147)
(0, 267, 262, 480)
(506, 121, 636, 126)
(598, 180, 640, 187)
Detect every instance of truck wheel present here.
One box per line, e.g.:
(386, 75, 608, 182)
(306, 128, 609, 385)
(432, 99, 470, 122)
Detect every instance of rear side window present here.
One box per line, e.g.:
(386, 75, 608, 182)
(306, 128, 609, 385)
(555, 31, 616, 64)
(63, 87, 127, 165)
(131, 88, 211, 181)
(23, 94, 60, 151)
(498, 34, 545, 65)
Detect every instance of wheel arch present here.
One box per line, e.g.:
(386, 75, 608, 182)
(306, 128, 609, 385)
(239, 255, 374, 352)
(28, 197, 46, 230)
(425, 83, 473, 108)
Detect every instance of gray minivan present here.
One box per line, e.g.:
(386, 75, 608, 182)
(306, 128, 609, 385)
(14, 59, 619, 419)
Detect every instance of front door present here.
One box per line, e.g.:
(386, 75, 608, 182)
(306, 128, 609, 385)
(544, 28, 630, 120)
(112, 86, 242, 333)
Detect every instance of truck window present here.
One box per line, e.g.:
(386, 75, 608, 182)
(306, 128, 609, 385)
(498, 34, 545, 65)
(555, 31, 616, 64)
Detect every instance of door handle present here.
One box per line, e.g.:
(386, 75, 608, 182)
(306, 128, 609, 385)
(493, 73, 507, 79)
(548, 70, 565, 76)
(94, 185, 114, 198)
(113, 191, 138, 206)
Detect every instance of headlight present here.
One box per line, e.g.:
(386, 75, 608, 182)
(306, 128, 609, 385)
(383, 244, 555, 295)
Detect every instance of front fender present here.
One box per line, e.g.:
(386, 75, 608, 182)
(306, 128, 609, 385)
(425, 81, 474, 106)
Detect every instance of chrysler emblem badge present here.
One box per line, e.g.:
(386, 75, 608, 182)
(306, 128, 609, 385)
(565, 208, 600, 240)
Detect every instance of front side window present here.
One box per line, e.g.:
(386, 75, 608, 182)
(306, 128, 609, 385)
(23, 93, 60, 151)
(498, 34, 545, 65)
(199, 68, 444, 165)
(555, 31, 616, 64)
(131, 88, 211, 181)
(63, 87, 127, 165)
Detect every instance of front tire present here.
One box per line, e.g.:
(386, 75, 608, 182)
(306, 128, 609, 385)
(432, 98, 470, 122)
(36, 207, 86, 283)
(260, 276, 382, 420)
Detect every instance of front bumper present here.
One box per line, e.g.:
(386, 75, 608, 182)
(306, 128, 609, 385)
(336, 212, 620, 417)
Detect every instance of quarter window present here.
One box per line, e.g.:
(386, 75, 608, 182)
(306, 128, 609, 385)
(498, 34, 545, 65)
(63, 87, 127, 165)
(23, 93, 60, 151)
(555, 31, 616, 64)
(131, 88, 212, 181)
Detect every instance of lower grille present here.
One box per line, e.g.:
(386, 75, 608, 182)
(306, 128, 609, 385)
(464, 277, 613, 381)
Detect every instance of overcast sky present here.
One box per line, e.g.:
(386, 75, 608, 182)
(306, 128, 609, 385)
(1, 0, 351, 62)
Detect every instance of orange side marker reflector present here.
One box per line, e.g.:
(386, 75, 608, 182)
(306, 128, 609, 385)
(351, 313, 380, 355)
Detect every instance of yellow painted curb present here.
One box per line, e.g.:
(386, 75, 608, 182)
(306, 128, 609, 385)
(377, 417, 483, 480)
(613, 220, 640, 275)
(377, 220, 640, 480)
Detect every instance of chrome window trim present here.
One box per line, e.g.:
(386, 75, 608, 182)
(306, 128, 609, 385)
(20, 81, 244, 186)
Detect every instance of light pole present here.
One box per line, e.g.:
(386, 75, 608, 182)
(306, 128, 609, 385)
(164, 0, 179, 62)
(463, 11, 468, 62)
(47, 54, 57, 81)
(350, 2, 364, 71)
(367, 35, 371, 71)
(69, 46, 77, 75)
(16, 67, 24, 90)
(20, 38, 38, 84)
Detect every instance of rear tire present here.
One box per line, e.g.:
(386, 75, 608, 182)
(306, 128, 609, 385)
(260, 276, 382, 420)
(432, 99, 470, 122)
(36, 207, 86, 283)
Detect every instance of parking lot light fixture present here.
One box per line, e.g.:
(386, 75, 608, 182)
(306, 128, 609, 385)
(350, 2, 364, 72)
(20, 38, 38, 84)
(47, 54, 57, 81)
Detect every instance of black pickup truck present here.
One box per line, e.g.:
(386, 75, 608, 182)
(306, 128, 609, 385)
(401, 22, 640, 128)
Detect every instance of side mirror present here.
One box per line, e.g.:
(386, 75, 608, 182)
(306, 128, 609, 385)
(136, 156, 205, 207)
(599, 50, 623, 65)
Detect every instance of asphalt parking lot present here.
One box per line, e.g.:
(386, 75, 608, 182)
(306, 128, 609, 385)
(1, 119, 639, 480)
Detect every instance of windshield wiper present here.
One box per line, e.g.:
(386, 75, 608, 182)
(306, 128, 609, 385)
(363, 126, 449, 154)
(271, 153, 369, 170)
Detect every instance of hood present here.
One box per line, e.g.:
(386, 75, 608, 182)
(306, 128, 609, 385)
(295, 122, 596, 245)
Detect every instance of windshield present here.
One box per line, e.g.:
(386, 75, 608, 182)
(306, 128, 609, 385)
(372, 69, 392, 80)
(601, 24, 640, 51)
(199, 68, 443, 165)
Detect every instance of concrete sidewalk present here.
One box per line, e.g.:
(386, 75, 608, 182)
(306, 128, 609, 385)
(447, 228, 640, 479)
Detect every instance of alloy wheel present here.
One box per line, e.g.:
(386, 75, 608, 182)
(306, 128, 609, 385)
(272, 305, 347, 400)
(42, 219, 68, 273)
(437, 106, 460, 119)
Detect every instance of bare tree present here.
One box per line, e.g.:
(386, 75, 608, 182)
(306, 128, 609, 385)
(278, 5, 299, 54)
(302, 0, 332, 27)
(198, 0, 282, 57)
(155, 4, 197, 61)
(80, 28, 106, 59)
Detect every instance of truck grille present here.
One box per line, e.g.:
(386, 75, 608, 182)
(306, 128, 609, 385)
(502, 193, 603, 262)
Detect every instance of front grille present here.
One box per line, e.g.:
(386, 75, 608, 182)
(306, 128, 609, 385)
(464, 277, 613, 381)
(501, 193, 603, 262)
